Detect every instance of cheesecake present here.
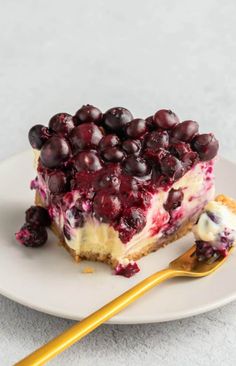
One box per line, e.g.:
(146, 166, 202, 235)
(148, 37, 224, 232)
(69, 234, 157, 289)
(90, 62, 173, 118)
(194, 195, 236, 260)
(19, 105, 219, 277)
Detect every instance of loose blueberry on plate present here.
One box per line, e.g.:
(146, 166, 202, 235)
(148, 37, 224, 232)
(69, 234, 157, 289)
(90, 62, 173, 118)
(15, 223, 48, 247)
(25, 205, 51, 227)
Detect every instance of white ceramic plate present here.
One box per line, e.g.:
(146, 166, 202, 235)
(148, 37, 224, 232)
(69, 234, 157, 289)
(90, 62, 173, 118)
(0, 151, 236, 324)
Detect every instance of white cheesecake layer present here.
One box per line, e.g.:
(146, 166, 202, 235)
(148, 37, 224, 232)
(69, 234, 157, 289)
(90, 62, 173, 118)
(53, 160, 215, 264)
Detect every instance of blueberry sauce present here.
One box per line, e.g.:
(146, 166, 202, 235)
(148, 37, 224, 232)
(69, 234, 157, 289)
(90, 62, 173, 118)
(28, 106, 219, 246)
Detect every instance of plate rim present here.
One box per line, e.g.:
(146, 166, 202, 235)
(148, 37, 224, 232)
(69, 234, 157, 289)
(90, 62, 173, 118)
(0, 151, 236, 324)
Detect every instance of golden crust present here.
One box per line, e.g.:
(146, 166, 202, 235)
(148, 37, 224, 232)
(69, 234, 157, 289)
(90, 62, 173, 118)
(82, 267, 94, 274)
(215, 194, 236, 214)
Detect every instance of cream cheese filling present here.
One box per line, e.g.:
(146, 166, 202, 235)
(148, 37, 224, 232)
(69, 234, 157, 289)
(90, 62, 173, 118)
(63, 161, 215, 264)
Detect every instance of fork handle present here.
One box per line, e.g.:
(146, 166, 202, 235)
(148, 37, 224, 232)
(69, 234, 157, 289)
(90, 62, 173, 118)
(15, 268, 178, 366)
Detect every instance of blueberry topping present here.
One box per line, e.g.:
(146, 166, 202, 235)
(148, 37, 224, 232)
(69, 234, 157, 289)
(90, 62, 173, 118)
(48, 171, 67, 194)
(192, 133, 219, 161)
(172, 120, 199, 142)
(93, 191, 121, 223)
(75, 105, 102, 124)
(102, 147, 125, 162)
(123, 156, 150, 177)
(28, 125, 51, 150)
(126, 118, 147, 139)
(145, 131, 169, 150)
(49, 113, 75, 135)
(99, 134, 120, 151)
(74, 151, 102, 172)
(40, 136, 70, 169)
(122, 140, 141, 155)
(160, 155, 184, 180)
(70, 123, 103, 152)
(153, 109, 179, 129)
(103, 107, 133, 132)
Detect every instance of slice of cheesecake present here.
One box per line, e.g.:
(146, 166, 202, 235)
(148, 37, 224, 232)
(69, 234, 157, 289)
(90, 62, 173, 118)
(28, 105, 219, 276)
(193, 195, 236, 260)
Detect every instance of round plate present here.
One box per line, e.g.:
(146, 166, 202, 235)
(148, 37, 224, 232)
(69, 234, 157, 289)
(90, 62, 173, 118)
(0, 151, 236, 324)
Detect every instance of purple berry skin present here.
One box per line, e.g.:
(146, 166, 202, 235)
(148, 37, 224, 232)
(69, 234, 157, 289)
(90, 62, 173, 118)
(28, 125, 51, 150)
(15, 223, 48, 247)
(40, 136, 71, 169)
(25, 206, 51, 227)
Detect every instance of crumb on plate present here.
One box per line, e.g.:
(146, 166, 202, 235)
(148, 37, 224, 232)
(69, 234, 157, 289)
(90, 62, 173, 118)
(82, 266, 94, 274)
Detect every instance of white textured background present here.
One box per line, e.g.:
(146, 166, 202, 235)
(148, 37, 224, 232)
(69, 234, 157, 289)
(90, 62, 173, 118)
(1, 0, 236, 365)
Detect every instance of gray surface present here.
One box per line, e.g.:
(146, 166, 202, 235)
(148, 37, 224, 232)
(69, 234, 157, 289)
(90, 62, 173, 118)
(0, 0, 236, 365)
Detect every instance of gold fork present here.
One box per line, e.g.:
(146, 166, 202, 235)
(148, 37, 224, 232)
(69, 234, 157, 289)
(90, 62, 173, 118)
(15, 245, 233, 366)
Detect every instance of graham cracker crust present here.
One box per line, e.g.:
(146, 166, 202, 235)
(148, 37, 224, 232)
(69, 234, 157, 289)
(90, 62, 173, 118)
(215, 194, 236, 214)
(35, 191, 197, 268)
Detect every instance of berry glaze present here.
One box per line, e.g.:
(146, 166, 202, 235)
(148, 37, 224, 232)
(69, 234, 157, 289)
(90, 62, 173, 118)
(28, 105, 219, 276)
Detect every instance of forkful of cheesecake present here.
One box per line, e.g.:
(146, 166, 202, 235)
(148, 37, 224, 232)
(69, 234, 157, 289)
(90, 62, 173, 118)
(15, 194, 236, 366)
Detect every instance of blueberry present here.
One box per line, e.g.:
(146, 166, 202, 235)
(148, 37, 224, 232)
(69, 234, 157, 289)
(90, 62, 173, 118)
(160, 155, 184, 180)
(28, 125, 51, 150)
(74, 151, 102, 172)
(40, 136, 70, 169)
(164, 189, 184, 211)
(122, 140, 141, 155)
(99, 134, 120, 151)
(93, 191, 121, 222)
(103, 107, 133, 132)
(172, 120, 199, 142)
(145, 131, 169, 150)
(48, 171, 67, 194)
(123, 156, 150, 177)
(126, 118, 147, 139)
(49, 113, 75, 135)
(15, 223, 47, 247)
(25, 205, 51, 227)
(102, 147, 125, 162)
(153, 109, 179, 129)
(70, 123, 103, 152)
(192, 133, 219, 161)
(75, 104, 102, 124)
